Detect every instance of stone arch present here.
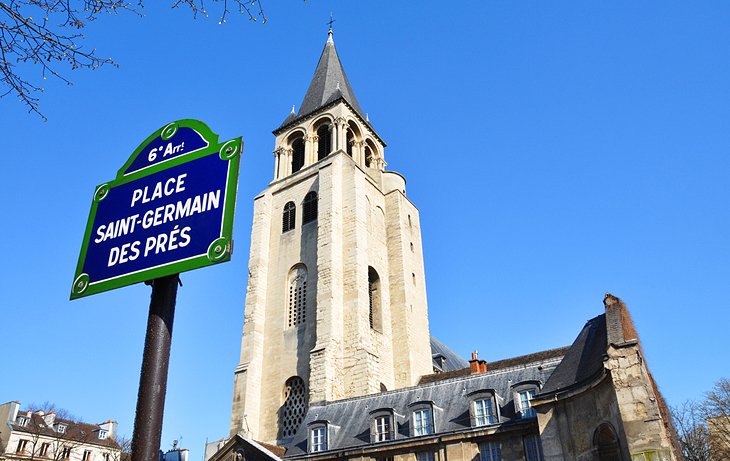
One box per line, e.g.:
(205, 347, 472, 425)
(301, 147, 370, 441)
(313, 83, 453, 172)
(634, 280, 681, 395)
(594, 423, 621, 461)
(346, 120, 362, 157)
(364, 138, 379, 168)
(312, 117, 334, 161)
(279, 376, 307, 439)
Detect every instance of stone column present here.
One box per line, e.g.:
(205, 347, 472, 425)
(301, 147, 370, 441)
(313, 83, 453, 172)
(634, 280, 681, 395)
(335, 117, 347, 151)
(273, 147, 283, 180)
(304, 133, 313, 167)
(354, 141, 364, 166)
(311, 135, 320, 163)
(283, 148, 293, 178)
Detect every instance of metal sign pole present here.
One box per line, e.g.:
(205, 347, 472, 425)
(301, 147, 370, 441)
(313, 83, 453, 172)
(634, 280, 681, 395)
(130, 274, 179, 461)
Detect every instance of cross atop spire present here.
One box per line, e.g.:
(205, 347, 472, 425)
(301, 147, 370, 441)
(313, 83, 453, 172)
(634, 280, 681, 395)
(327, 13, 335, 41)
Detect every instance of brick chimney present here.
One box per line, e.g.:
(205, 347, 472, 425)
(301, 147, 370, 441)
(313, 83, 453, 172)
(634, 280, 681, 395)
(469, 351, 488, 373)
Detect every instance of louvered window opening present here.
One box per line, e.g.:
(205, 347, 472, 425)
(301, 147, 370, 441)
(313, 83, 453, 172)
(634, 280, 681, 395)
(283, 202, 296, 232)
(292, 139, 305, 173)
(288, 281, 307, 327)
(303, 192, 318, 224)
(317, 125, 331, 160)
(281, 377, 307, 438)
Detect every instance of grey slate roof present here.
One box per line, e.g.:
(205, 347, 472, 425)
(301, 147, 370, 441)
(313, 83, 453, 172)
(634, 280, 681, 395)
(430, 336, 469, 372)
(537, 314, 608, 397)
(283, 353, 563, 457)
(277, 34, 363, 131)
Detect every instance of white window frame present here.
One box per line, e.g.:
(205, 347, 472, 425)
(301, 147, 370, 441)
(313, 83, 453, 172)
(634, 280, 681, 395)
(412, 408, 433, 436)
(16, 416, 29, 427)
(473, 398, 497, 426)
(478, 442, 502, 461)
(56, 423, 67, 434)
(310, 426, 327, 453)
(16, 439, 29, 454)
(515, 388, 537, 418)
(374, 414, 393, 442)
(98, 430, 108, 440)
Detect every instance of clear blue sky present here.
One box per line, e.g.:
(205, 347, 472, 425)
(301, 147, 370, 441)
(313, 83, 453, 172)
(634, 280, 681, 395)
(2, 1, 729, 459)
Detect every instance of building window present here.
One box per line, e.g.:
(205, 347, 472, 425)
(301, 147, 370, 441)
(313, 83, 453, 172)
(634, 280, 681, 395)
(280, 376, 307, 438)
(82, 450, 92, 461)
(16, 439, 29, 454)
(412, 408, 433, 436)
(55, 423, 67, 433)
(474, 398, 497, 426)
(346, 130, 354, 157)
(302, 192, 318, 224)
(368, 267, 382, 331)
(517, 389, 536, 418)
(98, 429, 108, 440)
(374, 414, 393, 442)
(416, 452, 435, 461)
(364, 146, 373, 167)
(102, 454, 110, 461)
(317, 125, 331, 160)
(40, 443, 50, 457)
(479, 442, 502, 461)
(291, 138, 305, 173)
(16, 416, 29, 427)
(594, 424, 621, 461)
(282, 201, 296, 232)
(61, 447, 72, 459)
(310, 426, 327, 453)
(287, 264, 307, 327)
(523, 435, 544, 461)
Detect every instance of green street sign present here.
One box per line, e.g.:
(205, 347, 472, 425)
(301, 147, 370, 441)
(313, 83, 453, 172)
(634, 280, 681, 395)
(71, 119, 242, 299)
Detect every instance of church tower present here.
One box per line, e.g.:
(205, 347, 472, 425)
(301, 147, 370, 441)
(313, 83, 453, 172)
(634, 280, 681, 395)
(230, 30, 433, 444)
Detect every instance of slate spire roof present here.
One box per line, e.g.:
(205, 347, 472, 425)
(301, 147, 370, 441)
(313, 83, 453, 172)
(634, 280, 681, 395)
(278, 30, 364, 130)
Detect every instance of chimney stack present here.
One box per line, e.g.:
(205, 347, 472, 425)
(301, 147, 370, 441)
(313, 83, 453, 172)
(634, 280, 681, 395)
(469, 351, 488, 373)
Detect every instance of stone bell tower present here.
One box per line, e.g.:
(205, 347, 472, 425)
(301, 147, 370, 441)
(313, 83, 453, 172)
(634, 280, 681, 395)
(229, 29, 433, 444)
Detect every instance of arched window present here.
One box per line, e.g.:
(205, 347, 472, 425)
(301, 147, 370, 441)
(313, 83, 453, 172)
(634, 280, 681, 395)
(346, 129, 354, 157)
(368, 267, 381, 331)
(287, 264, 307, 327)
(364, 146, 373, 167)
(317, 125, 331, 160)
(291, 138, 305, 173)
(282, 201, 296, 232)
(280, 376, 307, 439)
(303, 192, 318, 224)
(594, 424, 621, 461)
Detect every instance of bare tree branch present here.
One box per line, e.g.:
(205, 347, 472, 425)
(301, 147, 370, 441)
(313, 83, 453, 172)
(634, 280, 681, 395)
(0, 0, 268, 120)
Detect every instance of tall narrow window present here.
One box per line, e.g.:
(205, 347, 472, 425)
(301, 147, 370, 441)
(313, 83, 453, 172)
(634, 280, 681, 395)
(287, 265, 307, 327)
(16, 440, 29, 454)
(517, 389, 536, 418)
(40, 443, 50, 457)
(368, 267, 381, 331)
(373, 415, 393, 442)
(303, 192, 318, 224)
(310, 426, 327, 452)
(364, 146, 373, 167)
(282, 201, 296, 232)
(82, 450, 92, 461)
(412, 408, 433, 436)
(291, 138, 305, 173)
(479, 442, 502, 461)
(317, 125, 331, 160)
(346, 130, 354, 157)
(523, 435, 544, 461)
(474, 398, 497, 425)
(280, 377, 307, 439)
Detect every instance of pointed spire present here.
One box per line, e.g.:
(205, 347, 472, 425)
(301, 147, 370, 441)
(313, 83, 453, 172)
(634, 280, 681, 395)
(277, 28, 363, 130)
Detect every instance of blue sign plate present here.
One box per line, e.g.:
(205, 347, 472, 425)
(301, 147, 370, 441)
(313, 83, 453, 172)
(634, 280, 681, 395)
(71, 120, 242, 299)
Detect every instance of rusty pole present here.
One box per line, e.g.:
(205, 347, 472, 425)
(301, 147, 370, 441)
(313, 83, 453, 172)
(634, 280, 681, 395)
(131, 274, 179, 461)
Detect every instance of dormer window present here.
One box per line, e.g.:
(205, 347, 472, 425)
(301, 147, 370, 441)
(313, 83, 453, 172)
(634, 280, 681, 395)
(309, 424, 327, 453)
(98, 429, 109, 440)
(512, 382, 539, 419)
(468, 390, 500, 427)
(474, 398, 497, 425)
(369, 409, 394, 442)
(16, 416, 29, 427)
(55, 423, 67, 433)
(408, 402, 435, 436)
